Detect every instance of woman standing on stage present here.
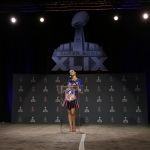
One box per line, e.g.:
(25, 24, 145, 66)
(61, 70, 81, 132)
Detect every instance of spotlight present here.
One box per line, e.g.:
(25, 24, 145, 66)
(143, 13, 149, 20)
(40, 17, 44, 23)
(114, 15, 119, 21)
(11, 17, 17, 23)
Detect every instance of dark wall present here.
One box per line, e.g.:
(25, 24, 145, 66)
(0, 10, 150, 123)
(12, 73, 148, 125)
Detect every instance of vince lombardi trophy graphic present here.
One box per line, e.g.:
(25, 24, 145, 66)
(51, 11, 107, 71)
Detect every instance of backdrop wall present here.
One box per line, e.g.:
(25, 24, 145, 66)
(12, 73, 148, 125)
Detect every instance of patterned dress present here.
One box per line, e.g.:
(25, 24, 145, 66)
(61, 78, 81, 109)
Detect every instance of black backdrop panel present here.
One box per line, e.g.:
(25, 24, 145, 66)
(12, 73, 148, 124)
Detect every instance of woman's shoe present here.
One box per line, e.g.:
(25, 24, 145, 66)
(72, 130, 76, 132)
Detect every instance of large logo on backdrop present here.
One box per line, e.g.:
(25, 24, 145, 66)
(51, 11, 108, 71)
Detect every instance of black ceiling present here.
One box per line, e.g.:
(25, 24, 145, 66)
(0, 0, 150, 13)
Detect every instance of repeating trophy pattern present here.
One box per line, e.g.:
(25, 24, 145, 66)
(12, 73, 148, 124)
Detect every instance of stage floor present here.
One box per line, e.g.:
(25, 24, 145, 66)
(1, 123, 150, 150)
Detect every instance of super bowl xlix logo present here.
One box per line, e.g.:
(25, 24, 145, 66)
(51, 11, 107, 71)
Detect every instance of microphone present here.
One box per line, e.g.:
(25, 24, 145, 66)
(69, 75, 72, 79)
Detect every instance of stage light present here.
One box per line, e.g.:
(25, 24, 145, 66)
(114, 16, 119, 21)
(143, 13, 149, 20)
(11, 17, 17, 23)
(40, 17, 44, 23)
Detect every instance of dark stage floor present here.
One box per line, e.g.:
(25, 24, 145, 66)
(1, 123, 150, 150)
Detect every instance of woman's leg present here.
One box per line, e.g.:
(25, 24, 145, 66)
(71, 108, 76, 131)
(67, 108, 72, 131)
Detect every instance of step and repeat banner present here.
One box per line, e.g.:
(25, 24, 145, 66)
(12, 73, 148, 125)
